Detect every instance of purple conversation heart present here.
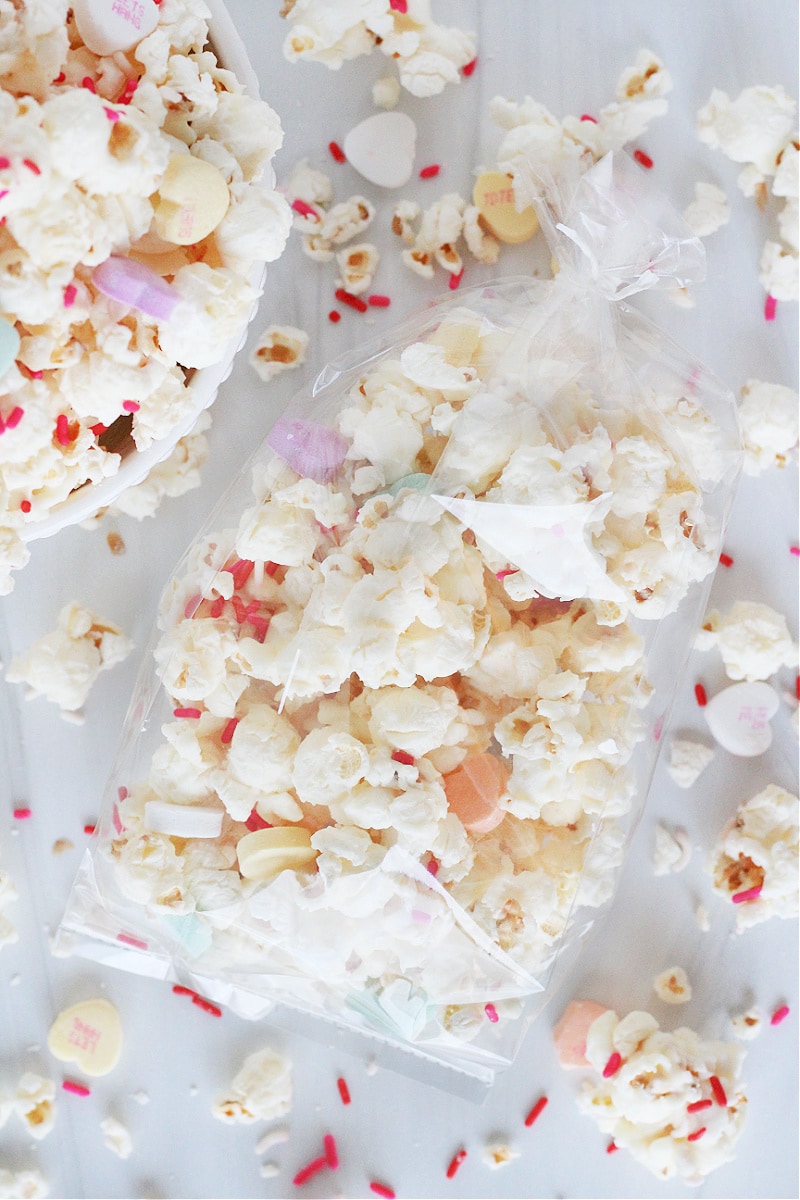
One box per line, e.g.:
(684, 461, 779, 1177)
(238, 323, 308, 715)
(92, 256, 178, 321)
(266, 418, 349, 484)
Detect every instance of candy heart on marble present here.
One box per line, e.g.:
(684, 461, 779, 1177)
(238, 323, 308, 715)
(472, 171, 539, 244)
(73, 0, 160, 57)
(343, 112, 417, 189)
(0, 316, 20, 380)
(152, 156, 230, 245)
(267, 417, 349, 484)
(93, 255, 178, 320)
(703, 680, 780, 757)
(47, 998, 123, 1077)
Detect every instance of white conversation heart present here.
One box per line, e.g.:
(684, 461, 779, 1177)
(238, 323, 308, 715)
(144, 800, 224, 839)
(703, 680, 779, 757)
(73, 0, 160, 57)
(47, 999, 123, 1077)
(343, 112, 417, 189)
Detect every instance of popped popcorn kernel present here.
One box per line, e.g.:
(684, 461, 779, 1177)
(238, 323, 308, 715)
(250, 325, 310, 383)
(653, 966, 693, 1004)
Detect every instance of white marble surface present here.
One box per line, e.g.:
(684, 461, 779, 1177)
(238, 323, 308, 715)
(0, 2, 797, 1197)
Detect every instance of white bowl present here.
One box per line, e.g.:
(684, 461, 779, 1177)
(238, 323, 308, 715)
(23, 0, 268, 542)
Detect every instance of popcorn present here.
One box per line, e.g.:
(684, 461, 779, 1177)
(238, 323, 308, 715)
(373, 74, 400, 109)
(6, 602, 133, 713)
(707, 784, 799, 930)
(737, 379, 799, 474)
(249, 325, 310, 382)
(730, 1007, 762, 1040)
(0, 1170, 49, 1200)
(391, 200, 421, 242)
(682, 182, 731, 238)
(666, 738, 715, 788)
(15, 1073, 56, 1140)
(481, 1140, 520, 1169)
(100, 1115, 133, 1159)
(319, 196, 376, 245)
(651, 823, 691, 875)
(336, 242, 380, 295)
(211, 1046, 292, 1124)
(759, 239, 799, 300)
(576, 1007, 747, 1183)
(0, 865, 18, 951)
(696, 601, 799, 682)
(653, 966, 692, 1004)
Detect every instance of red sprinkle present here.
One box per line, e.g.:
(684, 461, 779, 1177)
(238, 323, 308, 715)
(732, 884, 762, 904)
(90, 422, 107, 437)
(220, 717, 240, 745)
(602, 1052, 622, 1078)
(389, 0, 407, 10)
(687, 1098, 713, 1113)
(191, 995, 222, 1017)
(790, 545, 800, 557)
(796, 674, 800, 702)
(335, 287, 368, 313)
(55, 414, 70, 446)
(210, 596, 225, 618)
(448, 268, 464, 291)
(245, 809, 272, 832)
(173, 707, 202, 719)
(323, 1133, 339, 1169)
(172, 984, 199, 998)
(122, 400, 140, 413)
(13, 807, 32, 820)
(606, 1141, 618, 1153)
(228, 559, 254, 589)
(118, 786, 128, 801)
(20, 499, 31, 513)
(336, 1076, 351, 1105)
(103, 107, 121, 122)
(694, 683, 707, 707)
(119, 78, 138, 104)
(419, 164, 441, 179)
(426, 857, 439, 876)
(292, 1156, 328, 1187)
(368, 294, 391, 307)
(22, 158, 41, 175)
(63, 284, 77, 308)
(633, 148, 654, 169)
(719, 552, 734, 567)
(62, 1080, 91, 1097)
(328, 310, 342, 323)
(687, 1127, 707, 1142)
(495, 567, 519, 580)
(462, 57, 478, 76)
(484, 1003, 499, 1023)
(117, 932, 148, 950)
(0, 157, 9, 169)
(291, 197, 320, 220)
(329, 141, 347, 164)
(709, 1075, 727, 1106)
(524, 1095, 548, 1127)
(83, 823, 96, 835)
(445, 1149, 467, 1179)
(580, 113, 598, 123)
(369, 1185, 395, 1199)
(765, 294, 777, 321)
(6, 407, 24, 429)
(771, 1004, 790, 1026)
(53, 73, 66, 85)
(81, 76, 96, 93)
(391, 749, 415, 766)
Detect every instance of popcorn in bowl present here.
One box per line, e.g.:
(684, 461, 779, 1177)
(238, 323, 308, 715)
(0, 0, 292, 592)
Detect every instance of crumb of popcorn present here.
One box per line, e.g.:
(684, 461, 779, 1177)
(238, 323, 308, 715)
(653, 966, 692, 1004)
(666, 286, 697, 308)
(211, 1047, 292, 1124)
(707, 784, 798, 930)
(319, 196, 375, 245)
(51, 839, 74, 856)
(0, 866, 19, 951)
(15, 1074, 56, 1140)
(695, 904, 711, 931)
(666, 737, 715, 788)
(683, 182, 731, 238)
(391, 200, 421, 243)
(250, 326, 310, 383)
(6, 603, 133, 713)
(336, 242, 380, 295)
(651, 823, 691, 875)
(696, 601, 798, 682)
(730, 1007, 762, 1041)
(759, 239, 799, 301)
(737, 379, 799, 474)
(481, 1139, 520, 1169)
(100, 1115, 133, 1159)
(373, 75, 401, 110)
(0, 1169, 49, 1199)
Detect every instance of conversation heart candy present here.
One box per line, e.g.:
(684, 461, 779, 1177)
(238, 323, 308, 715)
(47, 998, 123, 1077)
(236, 826, 318, 882)
(443, 752, 510, 833)
(343, 112, 417, 189)
(92, 255, 178, 320)
(152, 156, 230, 246)
(144, 800, 224, 839)
(0, 316, 20, 380)
(73, 0, 160, 57)
(703, 680, 780, 757)
(472, 171, 539, 244)
(552, 1000, 610, 1068)
(267, 417, 349, 484)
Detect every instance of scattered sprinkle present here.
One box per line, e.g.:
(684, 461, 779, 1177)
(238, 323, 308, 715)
(173, 707, 202, 719)
(462, 57, 478, 76)
(764, 294, 777, 321)
(336, 1076, 351, 1105)
(790, 545, 800, 557)
(221, 717, 240, 745)
(687, 1127, 707, 1142)
(602, 1052, 622, 1078)
(446, 1149, 467, 1179)
(117, 932, 148, 950)
(732, 884, 762, 904)
(606, 1140, 618, 1153)
(119, 79, 138, 104)
(291, 197, 320, 220)
(22, 158, 41, 175)
(328, 141, 347, 164)
(63, 284, 77, 308)
(495, 567, 519, 580)
(191, 995, 222, 1018)
(90, 422, 107, 437)
(328, 310, 341, 323)
(368, 294, 391, 307)
(6, 406, 24, 429)
(335, 287, 368, 313)
(388, 0, 407, 11)
(719, 552, 734, 567)
(83, 824, 97, 836)
(580, 113, 598, 123)
(172, 984, 199, 999)
(292, 1156, 328, 1186)
(20, 499, 31, 513)
(524, 1095, 548, 1127)
(633, 148, 654, 169)
(62, 1080, 91, 1097)
(13, 807, 32, 820)
(687, 1098, 713, 1113)
(391, 749, 415, 766)
(709, 1075, 727, 1106)
(419, 164, 441, 179)
(770, 1004, 790, 1026)
(245, 810, 272, 832)
(369, 1184, 395, 1199)
(103, 106, 121, 122)
(426, 857, 439, 876)
(484, 1003, 499, 1023)
(694, 683, 707, 707)
(55, 414, 70, 446)
(121, 400, 140, 413)
(323, 1133, 339, 1169)
(448, 268, 464, 290)
(81, 76, 96, 93)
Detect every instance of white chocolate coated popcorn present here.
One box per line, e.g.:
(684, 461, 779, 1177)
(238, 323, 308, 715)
(0, 1169, 49, 1199)
(667, 737, 715, 788)
(100, 1115, 133, 1159)
(682, 182, 731, 238)
(696, 601, 798, 682)
(737, 379, 798, 474)
(653, 965, 692, 1004)
(211, 1046, 292, 1124)
(249, 325, 309, 383)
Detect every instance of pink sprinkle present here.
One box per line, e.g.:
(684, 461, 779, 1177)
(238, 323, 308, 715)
(62, 1080, 91, 1097)
(524, 1095, 548, 1127)
(391, 749, 415, 766)
(6, 406, 24, 429)
(220, 717, 240, 745)
(0, 190, 7, 201)
(55, 414, 70, 445)
(63, 284, 77, 308)
(81, 76, 96, 93)
(328, 310, 341, 323)
(245, 809, 272, 832)
(210, 597, 225, 618)
(732, 884, 762, 904)
(291, 197, 320, 220)
(112, 804, 123, 834)
(764, 294, 777, 321)
(445, 1149, 467, 1180)
(83, 823, 96, 835)
(580, 113, 598, 123)
(13, 807, 32, 820)
(369, 1184, 395, 1199)
(448, 268, 464, 290)
(119, 78, 138, 104)
(426, 857, 439, 876)
(462, 56, 478, 77)
(687, 1127, 707, 1142)
(323, 1133, 339, 1169)
(336, 1076, 351, 1105)
(122, 400, 140, 413)
(388, 0, 407, 11)
(173, 984, 200, 999)
(709, 1075, 727, 1106)
(22, 158, 41, 175)
(602, 1052, 622, 1078)
(328, 141, 347, 164)
(420, 164, 441, 179)
(248, 615, 269, 642)
(495, 567, 519, 580)
(53, 73, 66, 84)
(0, 156, 10, 169)
(293, 1157, 327, 1187)
(173, 707, 202, 719)
(103, 107, 121, 122)
(790, 545, 800, 557)
(228, 559, 255, 589)
(633, 148, 654, 169)
(484, 1003, 499, 1023)
(117, 932, 148, 950)
(184, 594, 202, 619)
(368, 294, 391, 307)
(687, 1098, 713, 1113)
(694, 682, 707, 707)
(118, 786, 128, 801)
(771, 1004, 790, 1026)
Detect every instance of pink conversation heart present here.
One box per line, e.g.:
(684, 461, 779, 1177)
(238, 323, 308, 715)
(266, 418, 349, 484)
(92, 256, 178, 321)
